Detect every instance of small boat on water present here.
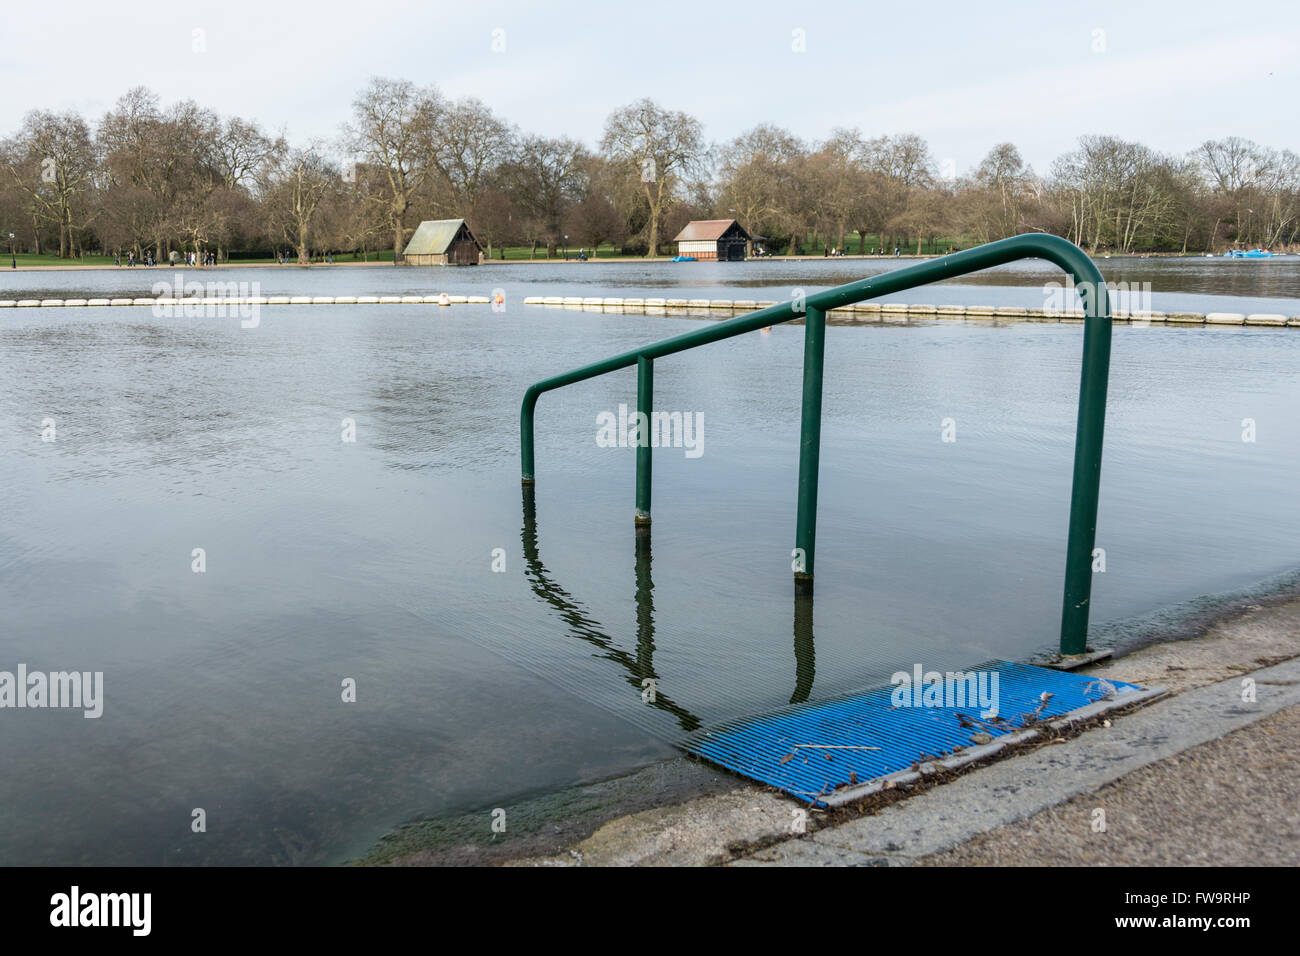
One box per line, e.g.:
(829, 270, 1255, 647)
(670, 255, 696, 262)
(1223, 249, 1275, 258)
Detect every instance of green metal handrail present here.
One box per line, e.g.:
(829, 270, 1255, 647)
(521, 233, 1113, 655)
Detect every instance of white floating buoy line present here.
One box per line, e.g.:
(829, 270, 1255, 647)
(0, 294, 491, 309)
(516, 297, 1300, 327)
(1, 294, 1296, 328)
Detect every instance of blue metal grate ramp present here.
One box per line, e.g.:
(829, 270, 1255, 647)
(684, 661, 1148, 806)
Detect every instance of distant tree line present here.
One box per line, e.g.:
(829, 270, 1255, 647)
(3, 78, 1297, 263)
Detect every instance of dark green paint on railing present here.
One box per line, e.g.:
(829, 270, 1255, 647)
(520, 234, 1112, 656)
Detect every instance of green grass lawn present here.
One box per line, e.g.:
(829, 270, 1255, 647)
(6, 252, 118, 267)
(777, 233, 967, 256)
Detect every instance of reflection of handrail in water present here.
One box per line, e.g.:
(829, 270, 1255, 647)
(791, 594, 815, 705)
(521, 484, 701, 732)
(521, 485, 818, 726)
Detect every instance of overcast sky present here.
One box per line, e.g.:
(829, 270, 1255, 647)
(3, 0, 1295, 174)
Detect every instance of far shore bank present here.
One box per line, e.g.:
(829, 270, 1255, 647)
(5, 250, 1291, 273)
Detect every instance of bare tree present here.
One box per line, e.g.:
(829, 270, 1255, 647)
(4, 110, 98, 257)
(504, 134, 587, 257)
(262, 144, 338, 263)
(329, 163, 390, 261)
(212, 117, 279, 190)
(430, 97, 514, 217)
(865, 133, 935, 251)
(1050, 135, 1183, 253)
(1194, 138, 1299, 248)
(565, 155, 625, 256)
(345, 77, 443, 262)
(601, 99, 704, 257)
(959, 143, 1037, 243)
(98, 89, 223, 260)
(716, 124, 805, 251)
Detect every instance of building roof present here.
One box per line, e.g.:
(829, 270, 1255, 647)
(403, 219, 480, 255)
(672, 219, 750, 242)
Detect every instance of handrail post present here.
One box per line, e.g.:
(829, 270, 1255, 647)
(1059, 280, 1113, 655)
(635, 355, 653, 525)
(794, 307, 826, 594)
(521, 387, 538, 484)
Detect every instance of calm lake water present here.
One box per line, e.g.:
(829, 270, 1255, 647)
(2, 256, 1299, 864)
